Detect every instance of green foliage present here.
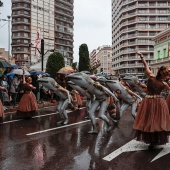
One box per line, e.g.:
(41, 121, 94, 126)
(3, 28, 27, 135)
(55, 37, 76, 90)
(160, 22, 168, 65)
(46, 52, 65, 79)
(72, 62, 77, 70)
(78, 44, 90, 72)
(0, 1, 3, 7)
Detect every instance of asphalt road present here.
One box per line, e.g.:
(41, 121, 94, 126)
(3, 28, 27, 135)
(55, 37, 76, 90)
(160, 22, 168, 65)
(0, 106, 170, 170)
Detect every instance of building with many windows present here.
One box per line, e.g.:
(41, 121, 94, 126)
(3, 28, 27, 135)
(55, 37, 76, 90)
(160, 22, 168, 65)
(112, 0, 170, 78)
(150, 28, 170, 74)
(90, 45, 113, 75)
(11, 0, 74, 68)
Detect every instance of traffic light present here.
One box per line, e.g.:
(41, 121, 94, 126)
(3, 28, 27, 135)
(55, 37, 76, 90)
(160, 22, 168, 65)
(100, 68, 103, 74)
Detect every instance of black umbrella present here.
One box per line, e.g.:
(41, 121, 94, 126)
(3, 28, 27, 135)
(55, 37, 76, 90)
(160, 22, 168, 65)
(0, 61, 11, 68)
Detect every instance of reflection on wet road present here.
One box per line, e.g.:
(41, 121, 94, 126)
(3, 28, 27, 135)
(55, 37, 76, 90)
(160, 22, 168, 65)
(0, 107, 170, 170)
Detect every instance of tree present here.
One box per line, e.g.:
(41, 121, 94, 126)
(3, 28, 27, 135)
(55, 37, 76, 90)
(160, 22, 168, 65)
(72, 62, 77, 71)
(46, 52, 65, 79)
(0, 1, 3, 7)
(78, 44, 90, 72)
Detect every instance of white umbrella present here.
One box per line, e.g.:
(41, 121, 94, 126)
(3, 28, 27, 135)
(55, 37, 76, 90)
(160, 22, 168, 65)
(11, 69, 30, 76)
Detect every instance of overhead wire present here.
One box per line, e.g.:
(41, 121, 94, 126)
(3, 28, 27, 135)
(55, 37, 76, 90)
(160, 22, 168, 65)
(0, 21, 8, 28)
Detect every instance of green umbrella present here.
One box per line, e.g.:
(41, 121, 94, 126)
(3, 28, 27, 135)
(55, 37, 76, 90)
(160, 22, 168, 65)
(0, 61, 11, 68)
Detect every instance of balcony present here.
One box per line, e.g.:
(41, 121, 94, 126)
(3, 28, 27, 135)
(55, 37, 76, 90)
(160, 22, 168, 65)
(12, 50, 30, 54)
(151, 57, 170, 64)
(12, 0, 30, 2)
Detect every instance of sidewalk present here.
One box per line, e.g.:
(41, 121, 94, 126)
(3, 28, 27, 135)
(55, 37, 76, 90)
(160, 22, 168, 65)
(4, 99, 87, 114)
(4, 101, 58, 114)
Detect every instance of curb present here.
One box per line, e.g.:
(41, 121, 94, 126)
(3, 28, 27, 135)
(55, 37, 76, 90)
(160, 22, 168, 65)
(4, 102, 58, 114)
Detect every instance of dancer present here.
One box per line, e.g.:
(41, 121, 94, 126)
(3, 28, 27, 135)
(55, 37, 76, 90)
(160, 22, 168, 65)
(105, 80, 142, 120)
(133, 51, 170, 149)
(16, 69, 38, 119)
(37, 77, 71, 125)
(67, 73, 119, 133)
(0, 86, 7, 123)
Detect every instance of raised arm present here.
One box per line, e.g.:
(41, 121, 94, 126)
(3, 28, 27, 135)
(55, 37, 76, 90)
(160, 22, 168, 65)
(136, 51, 152, 77)
(22, 68, 26, 84)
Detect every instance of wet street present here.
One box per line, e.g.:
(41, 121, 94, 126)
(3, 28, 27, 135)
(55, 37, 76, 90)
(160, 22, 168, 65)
(0, 106, 170, 170)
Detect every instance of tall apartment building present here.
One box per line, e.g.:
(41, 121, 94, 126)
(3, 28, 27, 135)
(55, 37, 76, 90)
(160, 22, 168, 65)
(11, 0, 74, 68)
(112, 0, 170, 78)
(90, 45, 112, 75)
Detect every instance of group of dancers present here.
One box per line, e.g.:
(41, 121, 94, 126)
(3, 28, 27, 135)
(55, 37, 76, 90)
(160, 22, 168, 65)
(0, 51, 170, 150)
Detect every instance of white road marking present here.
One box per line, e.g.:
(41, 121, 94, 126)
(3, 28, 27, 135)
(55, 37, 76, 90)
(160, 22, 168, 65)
(151, 143, 170, 162)
(103, 139, 170, 163)
(26, 118, 96, 136)
(2, 107, 86, 124)
(103, 140, 147, 161)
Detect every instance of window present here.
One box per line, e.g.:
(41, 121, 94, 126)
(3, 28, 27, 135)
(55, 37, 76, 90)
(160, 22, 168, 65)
(157, 51, 160, 59)
(24, 33, 28, 37)
(163, 48, 167, 58)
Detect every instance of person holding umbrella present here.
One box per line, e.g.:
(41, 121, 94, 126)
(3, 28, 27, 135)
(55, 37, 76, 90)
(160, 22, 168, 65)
(16, 69, 38, 119)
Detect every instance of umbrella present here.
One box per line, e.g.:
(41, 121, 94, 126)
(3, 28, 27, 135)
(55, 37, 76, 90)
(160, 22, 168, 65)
(0, 61, 11, 68)
(30, 70, 45, 75)
(30, 70, 50, 77)
(81, 71, 90, 74)
(11, 69, 30, 76)
(57, 67, 75, 74)
(11, 64, 20, 69)
(6, 72, 15, 79)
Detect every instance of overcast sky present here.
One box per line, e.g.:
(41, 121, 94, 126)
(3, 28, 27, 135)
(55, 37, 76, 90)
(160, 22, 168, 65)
(0, 0, 112, 62)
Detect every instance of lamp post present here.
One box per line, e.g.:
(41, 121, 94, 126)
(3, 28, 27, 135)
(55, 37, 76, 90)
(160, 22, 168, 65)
(29, 39, 54, 71)
(7, 16, 11, 63)
(2, 16, 11, 62)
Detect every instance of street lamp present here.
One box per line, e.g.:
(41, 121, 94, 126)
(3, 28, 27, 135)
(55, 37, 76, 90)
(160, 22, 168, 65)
(2, 16, 11, 62)
(29, 39, 55, 71)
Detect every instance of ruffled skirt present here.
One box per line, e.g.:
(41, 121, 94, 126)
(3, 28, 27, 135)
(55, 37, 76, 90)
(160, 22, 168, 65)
(133, 97, 170, 145)
(16, 92, 38, 119)
(0, 100, 4, 123)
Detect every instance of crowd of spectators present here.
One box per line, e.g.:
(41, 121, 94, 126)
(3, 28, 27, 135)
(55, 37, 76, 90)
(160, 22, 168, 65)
(0, 68, 59, 109)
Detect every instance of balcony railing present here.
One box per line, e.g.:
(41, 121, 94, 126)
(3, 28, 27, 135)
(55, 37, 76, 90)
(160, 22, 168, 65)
(151, 56, 170, 64)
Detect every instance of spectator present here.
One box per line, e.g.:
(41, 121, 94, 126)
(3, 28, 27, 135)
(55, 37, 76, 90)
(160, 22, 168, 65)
(31, 75, 40, 101)
(10, 74, 20, 107)
(17, 77, 25, 102)
(1, 76, 10, 105)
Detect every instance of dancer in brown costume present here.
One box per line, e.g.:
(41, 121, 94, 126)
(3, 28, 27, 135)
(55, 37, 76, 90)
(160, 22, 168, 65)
(0, 86, 7, 123)
(16, 69, 38, 119)
(133, 51, 170, 149)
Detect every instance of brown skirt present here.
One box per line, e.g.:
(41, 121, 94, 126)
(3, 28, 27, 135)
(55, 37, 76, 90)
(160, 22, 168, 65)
(0, 100, 4, 123)
(16, 92, 38, 119)
(133, 97, 170, 145)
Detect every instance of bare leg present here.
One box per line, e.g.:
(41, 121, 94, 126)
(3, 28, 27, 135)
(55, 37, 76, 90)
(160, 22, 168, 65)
(88, 100, 100, 134)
